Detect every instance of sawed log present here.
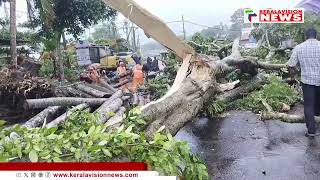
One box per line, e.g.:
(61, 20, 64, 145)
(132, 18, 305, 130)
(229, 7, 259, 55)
(66, 87, 94, 98)
(24, 97, 108, 109)
(105, 107, 126, 129)
(23, 106, 61, 128)
(95, 90, 124, 124)
(75, 83, 110, 98)
(46, 104, 90, 128)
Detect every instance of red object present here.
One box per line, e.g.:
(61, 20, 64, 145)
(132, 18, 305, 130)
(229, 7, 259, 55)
(0, 162, 148, 171)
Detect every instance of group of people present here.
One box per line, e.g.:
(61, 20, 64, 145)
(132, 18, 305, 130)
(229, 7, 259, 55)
(116, 55, 162, 93)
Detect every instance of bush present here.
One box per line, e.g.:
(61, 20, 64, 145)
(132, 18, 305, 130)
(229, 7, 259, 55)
(0, 108, 208, 179)
(231, 76, 300, 113)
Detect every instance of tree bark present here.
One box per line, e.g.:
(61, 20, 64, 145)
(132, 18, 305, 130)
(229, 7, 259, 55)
(23, 106, 61, 128)
(75, 83, 110, 98)
(138, 95, 145, 106)
(62, 31, 71, 68)
(95, 98, 123, 124)
(262, 112, 320, 123)
(24, 97, 108, 110)
(216, 74, 268, 103)
(98, 80, 117, 93)
(113, 79, 131, 88)
(84, 83, 114, 95)
(55, 34, 64, 81)
(65, 87, 94, 98)
(46, 104, 90, 128)
(132, 93, 139, 105)
(95, 90, 124, 124)
(105, 107, 126, 129)
(10, 0, 17, 67)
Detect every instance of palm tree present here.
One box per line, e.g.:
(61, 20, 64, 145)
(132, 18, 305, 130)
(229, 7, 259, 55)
(0, 0, 16, 66)
(10, 0, 17, 66)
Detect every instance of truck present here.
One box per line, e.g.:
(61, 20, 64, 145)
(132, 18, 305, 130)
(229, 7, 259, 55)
(76, 41, 136, 70)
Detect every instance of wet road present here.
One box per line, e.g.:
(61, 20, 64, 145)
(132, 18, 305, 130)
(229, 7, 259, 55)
(176, 110, 320, 180)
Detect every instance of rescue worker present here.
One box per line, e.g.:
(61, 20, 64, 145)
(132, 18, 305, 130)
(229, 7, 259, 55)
(117, 60, 128, 90)
(87, 63, 101, 83)
(131, 59, 144, 92)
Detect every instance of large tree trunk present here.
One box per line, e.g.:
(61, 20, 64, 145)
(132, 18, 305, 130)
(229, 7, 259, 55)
(24, 97, 108, 109)
(23, 106, 61, 128)
(10, 0, 17, 67)
(62, 31, 71, 68)
(46, 104, 90, 128)
(55, 34, 64, 81)
(102, 0, 289, 137)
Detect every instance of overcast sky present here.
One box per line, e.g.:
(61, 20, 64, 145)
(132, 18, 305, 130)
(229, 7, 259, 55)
(14, 0, 302, 43)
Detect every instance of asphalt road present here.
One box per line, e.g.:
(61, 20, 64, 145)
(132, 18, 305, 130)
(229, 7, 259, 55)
(176, 110, 320, 180)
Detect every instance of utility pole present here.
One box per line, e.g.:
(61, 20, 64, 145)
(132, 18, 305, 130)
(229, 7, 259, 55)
(131, 24, 137, 52)
(182, 15, 186, 40)
(124, 20, 130, 50)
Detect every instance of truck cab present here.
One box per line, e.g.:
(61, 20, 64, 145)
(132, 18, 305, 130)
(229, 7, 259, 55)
(76, 41, 135, 70)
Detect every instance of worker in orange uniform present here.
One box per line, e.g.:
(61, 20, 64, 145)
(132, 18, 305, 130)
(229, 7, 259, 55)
(87, 63, 101, 83)
(117, 60, 128, 90)
(131, 60, 144, 93)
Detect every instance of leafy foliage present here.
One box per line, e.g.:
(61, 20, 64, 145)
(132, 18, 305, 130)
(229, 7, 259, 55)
(203, 100, 227, 118)
(0, 108, 208, 179)
(231, 76, 300, 113)
(91, 21, 119, 41)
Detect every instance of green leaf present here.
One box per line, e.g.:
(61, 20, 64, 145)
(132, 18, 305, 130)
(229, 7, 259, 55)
(75, 150, 81, 160)
(54, 146, 62, 154)
(29, 150, 38, 162)
(0, 120, 6, 126)
(98, 140, 108, 146)
(102, 149, 112, 158)
(33, 145, 41, 151)
(88, 126, 95, 135)
(52, 157, 63, 162)
(167, 133, 173, 141)
(125, 125, 133, 133)
(46, 134, 58, 140)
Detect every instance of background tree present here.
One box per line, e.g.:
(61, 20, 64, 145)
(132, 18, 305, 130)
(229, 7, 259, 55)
(228, 9, 252, 40)
(91, 21, 119, 41)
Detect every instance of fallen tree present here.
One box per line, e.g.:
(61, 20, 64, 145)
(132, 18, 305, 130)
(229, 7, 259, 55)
(24, 97, 108, 109)
(101, 0, 290, 137)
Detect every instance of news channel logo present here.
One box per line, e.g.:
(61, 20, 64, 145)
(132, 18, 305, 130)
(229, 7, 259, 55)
(244, 8, 304, 23)
(244, 9, 258, 23)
